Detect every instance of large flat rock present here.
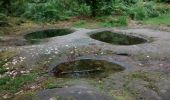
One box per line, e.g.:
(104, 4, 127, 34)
(37, 85, 114, 100)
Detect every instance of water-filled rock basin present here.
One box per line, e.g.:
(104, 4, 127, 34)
(52, 59, 125, 78)
(90, 31, 147, 45)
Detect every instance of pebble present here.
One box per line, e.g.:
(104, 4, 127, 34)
(30, 85, 36, 89)
(139, 63, 143, 66)
(3, 94, 10, 99)
(147, 56, 150, 58)
(159, 64, 163, 66)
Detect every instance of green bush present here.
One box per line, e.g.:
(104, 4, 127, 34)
(99, 16, 128, 27)
(77, 4, 91, 16)
(128, 6, 147, 20)
(158, 0, 170, 3)
(0, 13, 7, 21)
(0, 73, 37, 93)
(77, 0, 113, 17)
(112, 0, 166, 20)
(117, 16, 128, 26)
(22, 2, 61, 22)
(13, 0, 77, 22)
(1, 0, 169, 22)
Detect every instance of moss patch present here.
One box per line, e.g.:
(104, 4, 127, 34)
(0, 73, 38, 94)
(128, 72, 160, 93)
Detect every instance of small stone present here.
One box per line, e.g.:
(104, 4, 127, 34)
(139, 63, 143, 66)
(3, 94, 10, 99)
(159, 64, 163, 66)
(6, 67, 9, 70)
(87, 91, 93, 94)
(78, 91, 82, 94)
(20, 71, 25, 74)
(98, 80, 102, 83)
(54, 51, 58, 54)
(4, 63, 8, 66)
(13, 72, 18, 76)
(70, 51, 74, 54)
(54, 48, 58, 50)
(15, 90, 23, 95)
(30, 85, 36, 89)
(101, 52, 104, 54)
(26, 70, 30, 73)
(49, 97, 55, 100)
(65, 86, 68, 88)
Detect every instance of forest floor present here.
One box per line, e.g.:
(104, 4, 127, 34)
(0, 16, 170, 100)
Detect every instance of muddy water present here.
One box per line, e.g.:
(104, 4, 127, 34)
(52, 59, 125, 78)
(0, 29, 74, 46)
(90, 31, 147, 45)
(24, 29, 74, 43)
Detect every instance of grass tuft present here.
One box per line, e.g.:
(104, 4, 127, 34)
(0, 73, 38, 93)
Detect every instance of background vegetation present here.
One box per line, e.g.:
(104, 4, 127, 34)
(0, 0, 169, 26)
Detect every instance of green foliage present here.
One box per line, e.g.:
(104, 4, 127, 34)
(0, 13, 7, 21)
(73, 20, 87, 27)
(112, 0, 165, 20)
(143, 13, 170, 25)
(77, 4, 91, 16)
(128, 6, 147, 20)
(118, 16, 128, 26)
(0, 0, 11, 14)
(0, 73, 37, 93)
(0, 59, 8, 74)
(0, 13, 9, 27)
(0, 0, 169, 22)
(12, 0, 78, 22)
(99, 16, 128, 27)
(21, 2, 61, 22)
(158, 0, 170, 3)
(0, 68, 8, 75)
(78, 0, 113, 17)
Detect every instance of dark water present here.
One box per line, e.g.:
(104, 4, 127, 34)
(52, 59, 125, 78)
(24, 29, 74, 40)
(90, 31, 147, 45)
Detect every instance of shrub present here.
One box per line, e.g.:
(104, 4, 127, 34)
(15, 0, 77, 22)
(0, 13, 7, 21)
(1, 0, 169, 22)
(21, 2, 59, 22)
(77, 4, 91, 16)
(77, 0, 113, 17)
(99, 16, 128, 27)
(112, 0, 168, 20)
(0, 13, 9, 27)
(0, 73, 37, 93)
(128, 6, 147, 20)
(117, 16, 128, 26)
